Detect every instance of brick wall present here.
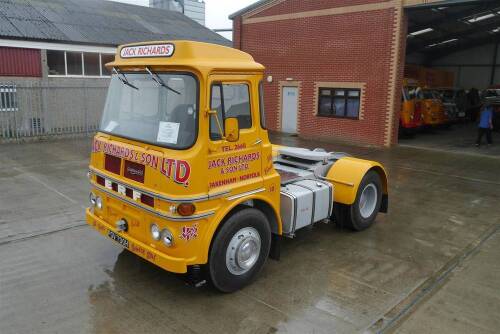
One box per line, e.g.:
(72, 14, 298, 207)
(232, 16, 242, 50)
(233, 0, 405, 147)
(251, 0, 391, 18)
(391, 10, 408, 145)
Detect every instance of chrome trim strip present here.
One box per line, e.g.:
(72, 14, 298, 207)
(253, 138, 263, 146)
(209, 190, 231, 200)
(227, 188, 266, 201)
(89, 167, 229, 203)
(91, 181, 215, 222)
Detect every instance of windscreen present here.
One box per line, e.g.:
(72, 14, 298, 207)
(440, 90, 454, 102)
(422, 90, 436, 100)
(100, 73, 198, 149)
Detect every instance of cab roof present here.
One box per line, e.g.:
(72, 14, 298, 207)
(107, 40, 264, 73)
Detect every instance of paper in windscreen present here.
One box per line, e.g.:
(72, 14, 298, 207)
(157, 122, 180, 144)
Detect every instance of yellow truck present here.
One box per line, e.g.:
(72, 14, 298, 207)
(86, 41, 388, 292)
(418, 88, 449, 127)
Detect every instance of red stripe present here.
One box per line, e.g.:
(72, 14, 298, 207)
(0, 47, 41, 77)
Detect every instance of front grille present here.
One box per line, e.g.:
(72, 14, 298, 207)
(124, 160, 145, 183)
(96, 175, 105, 186)
(105, 155, 121, 175)
(96, 174, 154, 208)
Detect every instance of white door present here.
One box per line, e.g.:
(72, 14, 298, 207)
(281, 86, 298, 134)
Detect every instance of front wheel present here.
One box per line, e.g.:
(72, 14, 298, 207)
(333, 171, 382, 231)
(208, 208, 271, 293)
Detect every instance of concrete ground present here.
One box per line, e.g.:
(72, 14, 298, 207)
(399, 122, 500, 157)
(1, 135, 500, 334)
(395, 228, 500, 334)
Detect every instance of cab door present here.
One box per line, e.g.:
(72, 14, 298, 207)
(206, 74, 264, 196)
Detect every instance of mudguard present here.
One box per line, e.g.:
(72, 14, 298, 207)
(325, 157, 388, 208)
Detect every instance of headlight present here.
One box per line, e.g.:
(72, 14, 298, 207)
(96, 196, 103, 209)
(89, 192, 97, 206)
(161, 228, 174, 247)
(150, 224, 161, 241)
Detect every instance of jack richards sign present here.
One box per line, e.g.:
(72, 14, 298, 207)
(92, 139, 190, 186)
(120, 43, 175, 58)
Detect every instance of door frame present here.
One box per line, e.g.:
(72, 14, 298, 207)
(278, 81, 301, 133)
(205, 73, 264, 194)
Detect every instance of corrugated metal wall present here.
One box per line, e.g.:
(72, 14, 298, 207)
(0, 47, 42, 77)
(0, 83, 107, 142)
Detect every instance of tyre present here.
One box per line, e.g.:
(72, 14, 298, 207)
(333, 171, 382, 231)
(208, 208, 271, 293)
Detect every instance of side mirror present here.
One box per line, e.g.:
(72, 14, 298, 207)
(224, 117, 239, 142)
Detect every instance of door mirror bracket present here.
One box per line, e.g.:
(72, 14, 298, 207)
(224, 118, 239, 142)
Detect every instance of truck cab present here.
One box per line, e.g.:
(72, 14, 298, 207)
(435, 88, 467, 122)
(418, 88, 449, 127)
(400, 79, 424, 135)
(86, 41, 388, 292)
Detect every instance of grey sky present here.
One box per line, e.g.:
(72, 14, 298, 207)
(110, 0, 259, 39)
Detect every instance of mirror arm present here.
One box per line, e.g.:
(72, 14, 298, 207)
(208, 110, 226, 140)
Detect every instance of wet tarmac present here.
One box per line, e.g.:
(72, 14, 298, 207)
(1, 135, 499, 334)
(396, 229, 500, 334)
(399, 122, 500, 157)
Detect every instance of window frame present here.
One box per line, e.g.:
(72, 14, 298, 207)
(83, 52, 101, 76)
(259, 81, 266, 129)
(210, 83, 226, 140)
(317, 87, 361, 120)
(209, 81, 252, 141)
(47, 51, 114, 78)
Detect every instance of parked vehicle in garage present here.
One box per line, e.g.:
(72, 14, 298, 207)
(483, 87, 500, 131)
(435, 88, 468, 122)
(399, 81, 423, 135)
(467, 88, 482, 122)
(85, 41, 389, 292)
(418, 88, 450, 127)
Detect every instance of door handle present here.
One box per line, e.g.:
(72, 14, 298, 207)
(253, 139, 262, 146)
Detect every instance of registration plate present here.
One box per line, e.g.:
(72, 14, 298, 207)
(108, 230, 129, 249)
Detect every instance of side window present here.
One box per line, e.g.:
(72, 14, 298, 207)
(210, 83, 252, 140)
(210, 84, 224, 140)
(223, 84, 251, 129)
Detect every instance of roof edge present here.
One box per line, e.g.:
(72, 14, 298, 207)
(230, 0, 491, 19)
(403, 0, 492, 9)
(229, 0, 273, 19)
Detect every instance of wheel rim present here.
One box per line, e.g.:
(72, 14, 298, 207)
(226, 227, 261, 275)
(359, 183, 378, 219)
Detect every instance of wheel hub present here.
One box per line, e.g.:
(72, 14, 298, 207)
(226, 227, 261, 275)
(359, 183, 378, 219)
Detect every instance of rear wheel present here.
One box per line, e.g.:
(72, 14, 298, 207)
(334, 171, 382, 231)
(209, 208, 271, 293)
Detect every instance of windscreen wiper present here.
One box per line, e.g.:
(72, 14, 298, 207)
(113, 68, 139, 90)
(146, 67, 181, 95)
